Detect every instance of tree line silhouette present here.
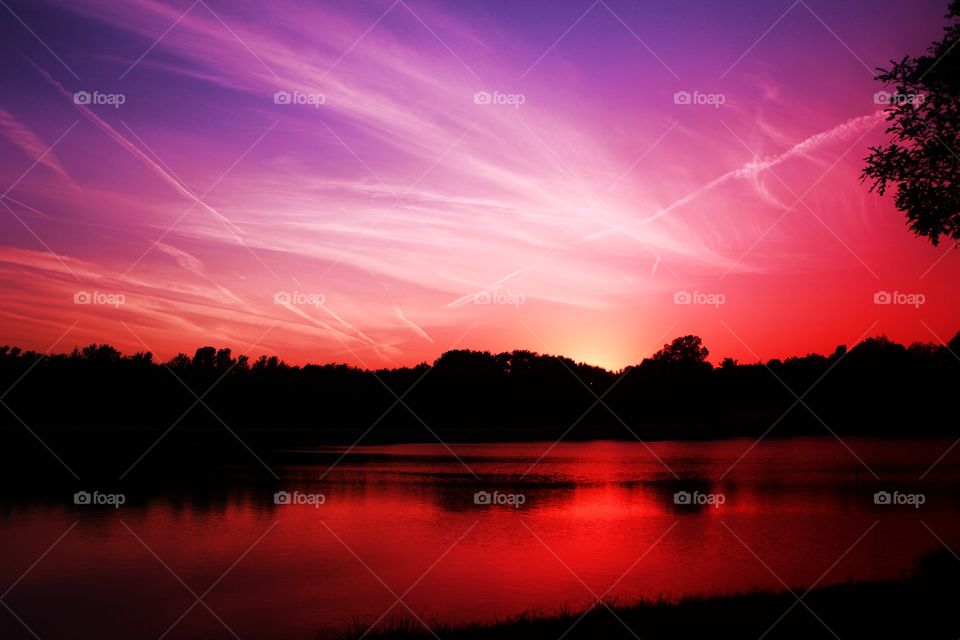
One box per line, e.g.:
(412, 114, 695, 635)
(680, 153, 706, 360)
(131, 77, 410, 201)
(1, 332, 957, 441)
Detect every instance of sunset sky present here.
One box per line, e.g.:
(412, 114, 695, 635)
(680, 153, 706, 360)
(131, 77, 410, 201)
(1, 0, 958, 370)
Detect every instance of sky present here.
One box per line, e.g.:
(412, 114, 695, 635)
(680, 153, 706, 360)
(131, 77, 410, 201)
(0, 0, 957, 370)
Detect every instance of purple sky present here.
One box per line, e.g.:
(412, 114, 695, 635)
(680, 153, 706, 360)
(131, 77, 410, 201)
(0, 0, 957, 369)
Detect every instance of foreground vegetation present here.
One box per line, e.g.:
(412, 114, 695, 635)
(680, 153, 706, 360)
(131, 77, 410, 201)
(326, 549, 960, 640)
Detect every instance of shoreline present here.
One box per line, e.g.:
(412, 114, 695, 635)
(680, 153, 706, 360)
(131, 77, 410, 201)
(3, 431, 956, 488)
(323, 549, 960, 639)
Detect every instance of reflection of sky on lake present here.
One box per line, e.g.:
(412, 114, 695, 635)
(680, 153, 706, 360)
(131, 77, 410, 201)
(2, 438, 958, 639)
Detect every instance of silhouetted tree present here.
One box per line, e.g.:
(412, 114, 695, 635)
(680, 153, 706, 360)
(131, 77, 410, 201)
(168, 353, 191, 368)
(193, 346, 216, 368)
(949, 330, 960, 354)
(847, 335, 909, 364)
(433, 350, 506, 377)
(862, 0, 960, 244)
(829, 344, 847, 360)
(0, 336, 956, 444)
(252, 354, 286, 371)
(649, 335, 710, 367)
(214, 348, 234, 369)
(129, 351, 154, 365)
(81, 344, 121, 363)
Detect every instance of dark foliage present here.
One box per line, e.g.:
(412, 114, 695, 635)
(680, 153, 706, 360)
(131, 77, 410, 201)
(0, 332, 956, 439)
(862, 0, 960, 245)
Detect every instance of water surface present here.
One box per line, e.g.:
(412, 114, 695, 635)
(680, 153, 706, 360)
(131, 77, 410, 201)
(2, 437, 958, 639)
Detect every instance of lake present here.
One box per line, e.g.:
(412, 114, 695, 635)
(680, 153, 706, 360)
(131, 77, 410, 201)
(1, 437, 958, 639)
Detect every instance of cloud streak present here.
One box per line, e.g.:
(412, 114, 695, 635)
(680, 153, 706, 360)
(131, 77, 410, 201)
(0, 107, 73, 184)
(1, 0, 957, 370)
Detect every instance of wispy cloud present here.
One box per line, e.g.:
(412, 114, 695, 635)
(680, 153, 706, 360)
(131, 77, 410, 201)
(28, 60, 245, 238)
(2, 0, 956, 368)
(586, 111, 887, 234)
(0, 107, 73, 184)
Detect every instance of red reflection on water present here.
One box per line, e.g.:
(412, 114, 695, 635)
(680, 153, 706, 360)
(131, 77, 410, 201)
(1, 438, 958, 639)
